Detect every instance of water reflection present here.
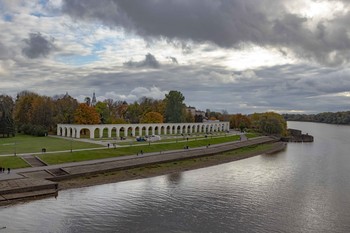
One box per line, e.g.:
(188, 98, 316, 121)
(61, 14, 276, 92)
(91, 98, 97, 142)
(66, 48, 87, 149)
(166, 172, 182, 184)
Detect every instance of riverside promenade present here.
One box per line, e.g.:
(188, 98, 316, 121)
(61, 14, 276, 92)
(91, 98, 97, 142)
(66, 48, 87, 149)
(0, 136, 282, 203)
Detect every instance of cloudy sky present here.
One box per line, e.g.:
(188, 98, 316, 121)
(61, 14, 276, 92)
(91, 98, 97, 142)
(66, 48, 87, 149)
(1, 0, 350, 114)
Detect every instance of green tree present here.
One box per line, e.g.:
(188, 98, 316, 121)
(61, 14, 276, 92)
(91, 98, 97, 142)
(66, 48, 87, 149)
(164, 90, 186, 123)
(249, 112, 287, 136)
(95, 101, 109, 124)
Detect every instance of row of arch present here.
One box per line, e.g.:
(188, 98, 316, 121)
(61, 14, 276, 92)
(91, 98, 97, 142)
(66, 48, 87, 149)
(57, 122, 230, 139)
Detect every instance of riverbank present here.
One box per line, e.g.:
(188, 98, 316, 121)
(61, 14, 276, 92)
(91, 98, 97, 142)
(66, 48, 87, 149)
(59, 141, 286, 190)
(0, 136, 283, 205)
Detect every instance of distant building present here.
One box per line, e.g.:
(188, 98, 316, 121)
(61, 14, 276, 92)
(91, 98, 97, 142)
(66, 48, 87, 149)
(195, 110, 206, 117)
(187, 106, 196, 116)
(187, 106, 207, 122)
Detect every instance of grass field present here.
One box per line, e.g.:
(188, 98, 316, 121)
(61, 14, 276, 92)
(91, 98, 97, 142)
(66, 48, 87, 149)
(0, 156, 29, 169)
(0, 134, 102, 155)
(0, 132, 260, 169)
(39, 134, 241, 165)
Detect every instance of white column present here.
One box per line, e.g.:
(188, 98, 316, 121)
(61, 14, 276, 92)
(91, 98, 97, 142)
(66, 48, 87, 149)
(76, 129, 81, 138)
(99, 128, 103, 138)
(90, 127, 95, 139)
(108, 127, 112, 138)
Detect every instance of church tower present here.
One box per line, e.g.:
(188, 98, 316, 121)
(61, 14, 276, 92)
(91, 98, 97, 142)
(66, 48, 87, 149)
(91, 92, 97, 106)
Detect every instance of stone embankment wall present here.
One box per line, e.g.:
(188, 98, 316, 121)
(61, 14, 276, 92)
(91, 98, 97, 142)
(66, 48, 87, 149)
(281, 128, 314, 142)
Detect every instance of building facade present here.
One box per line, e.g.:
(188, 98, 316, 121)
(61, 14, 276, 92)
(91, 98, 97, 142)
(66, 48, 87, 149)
(57, 122, 230, 139)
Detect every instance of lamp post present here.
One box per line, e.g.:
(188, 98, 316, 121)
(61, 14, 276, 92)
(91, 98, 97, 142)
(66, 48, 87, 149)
(70, 137, 73, 153)
(14, 141, 16, 156)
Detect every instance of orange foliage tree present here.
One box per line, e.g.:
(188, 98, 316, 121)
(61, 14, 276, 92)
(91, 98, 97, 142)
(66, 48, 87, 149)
(74, 103, 100, 124)
(140, 112, 164, 123)
(230, 114, 251, 131)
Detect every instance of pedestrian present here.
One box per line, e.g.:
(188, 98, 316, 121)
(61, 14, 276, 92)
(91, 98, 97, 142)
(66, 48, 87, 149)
(7, 168, 10, 174)
(141, 150, 143, 155)
(0, 166, 2, 173)
(107, 143, 110, 148)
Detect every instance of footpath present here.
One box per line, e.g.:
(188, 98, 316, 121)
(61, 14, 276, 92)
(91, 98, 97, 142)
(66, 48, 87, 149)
(0, 136, 281, 203)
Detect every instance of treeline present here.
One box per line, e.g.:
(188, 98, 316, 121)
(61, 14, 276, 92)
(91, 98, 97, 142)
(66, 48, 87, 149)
(0, 90, 227, 137)
(283, 111, 350, 125)
(0, 90, 288, 137)
(230, 112, 287, 136)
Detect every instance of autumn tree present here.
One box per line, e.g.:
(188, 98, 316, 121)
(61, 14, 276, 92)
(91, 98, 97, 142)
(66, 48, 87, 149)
(13, 91, 53, 136)
(104, 98, 118, 123)
(0, 95, 15, 137)
(164, 90, 186, 123)
(30, 95, 54, 129)
(115, 100, 128, 119)
(13, 91, 39, 127)
(53, 93, 79, 124)
(74, 103, 100, 125)
(185, 110, 195, 123)
(230, 114, 251, 131)
(249, 112, 287, 136)
(140, 112, 164, 123)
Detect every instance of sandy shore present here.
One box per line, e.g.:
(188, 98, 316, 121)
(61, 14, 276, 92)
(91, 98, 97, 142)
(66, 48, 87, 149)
(58, 142, 286, 190)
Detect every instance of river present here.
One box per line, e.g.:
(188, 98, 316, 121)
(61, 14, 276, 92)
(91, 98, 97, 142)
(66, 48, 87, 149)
(0, 121, 350, 233)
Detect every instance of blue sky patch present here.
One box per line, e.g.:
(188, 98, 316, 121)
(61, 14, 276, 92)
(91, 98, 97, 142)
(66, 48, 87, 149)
(56, 54, 100, 66)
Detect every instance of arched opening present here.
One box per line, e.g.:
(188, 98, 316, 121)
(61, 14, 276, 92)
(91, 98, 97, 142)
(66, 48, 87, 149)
(182, 125, 187, 134)
(135, 126, 141, 136)
(79, 128, 90, 138)
(187, 125, 192, 134)
(141, 126, 147, 136)
(166, 126, 171, 134)
(111, 127, 117, 138)
(94, 128, 100, 138)
(127, 127, 133, 137)
(119, 127, 126, 138)
(177, 125, 181, 135)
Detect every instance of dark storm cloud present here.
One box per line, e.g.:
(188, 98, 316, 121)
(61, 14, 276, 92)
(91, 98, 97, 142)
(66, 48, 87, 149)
(62, 0, 350, 66)
(124, 53, 160, 68)
(83, 63, 350, 113)
(22, 32, 56, 59)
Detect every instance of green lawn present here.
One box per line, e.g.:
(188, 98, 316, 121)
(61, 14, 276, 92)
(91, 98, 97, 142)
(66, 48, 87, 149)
(0, 156, 29, 169)
(0, 134, 102, 155)
(39, 135, 241, 165)
(116, 132, 229, 145)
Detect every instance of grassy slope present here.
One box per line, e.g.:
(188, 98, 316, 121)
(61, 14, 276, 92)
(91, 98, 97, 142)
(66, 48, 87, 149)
(0, 134, 102, 155)
(39, 135, 241, 164)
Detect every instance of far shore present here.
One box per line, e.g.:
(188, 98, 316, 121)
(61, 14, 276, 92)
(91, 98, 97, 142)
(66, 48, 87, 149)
(58, 142, 286, 191)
